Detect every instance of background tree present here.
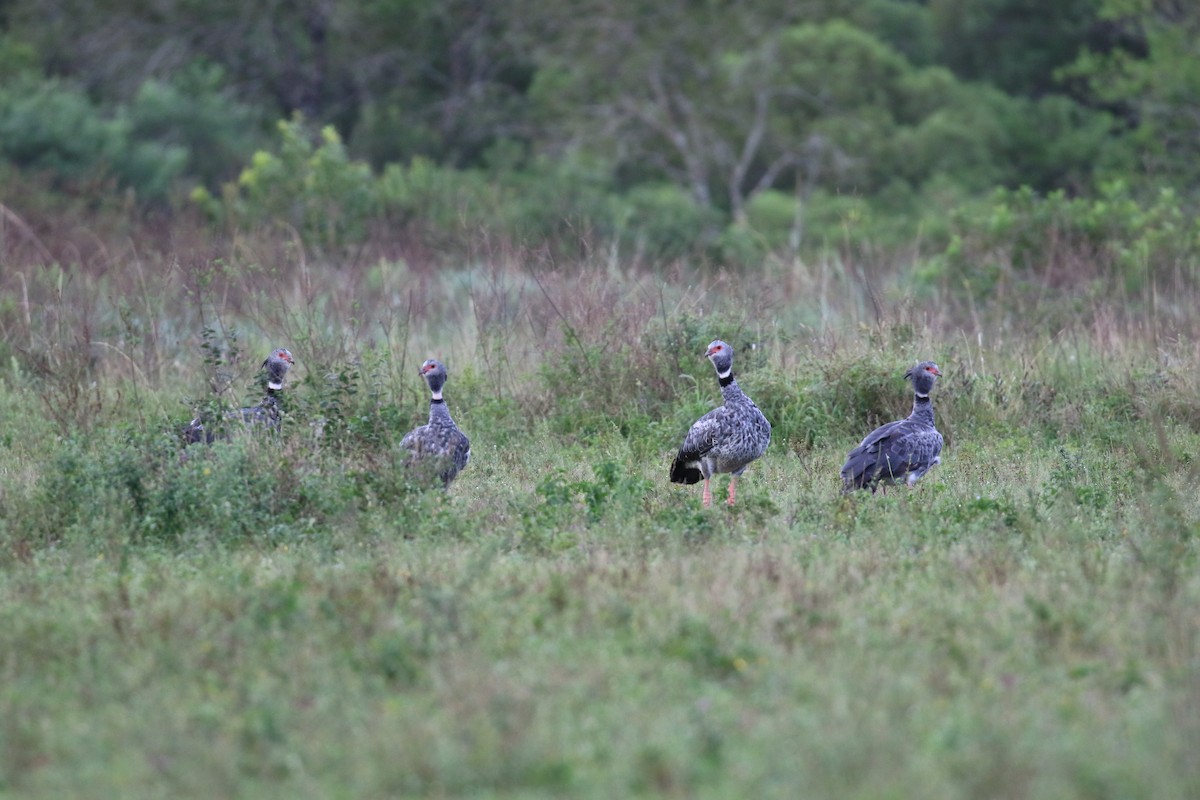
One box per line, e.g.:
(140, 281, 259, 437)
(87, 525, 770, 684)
(0, 0, 1190, 261)
(1065, 0, 1200, 194)
(345, 0, 535, 168)
(928, 0, 1109, 97)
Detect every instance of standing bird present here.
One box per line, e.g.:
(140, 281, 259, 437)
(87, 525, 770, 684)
(183, 347, 295, 444)
(670, 340, 772, 507)
(401, 359, 471, 489)
(841, 361, 943, 493)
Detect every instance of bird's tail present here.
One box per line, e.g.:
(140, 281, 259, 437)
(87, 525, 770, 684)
(670, 456, 703, 485)
(181, 418, 213, 445)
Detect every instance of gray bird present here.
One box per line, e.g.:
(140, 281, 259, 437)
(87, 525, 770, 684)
(841, 361, 943, 493)
(670, 340, 772, 507)
(261, 347, 294, 391)
(401, 359, 471, 488)
(183, 347, 295, 444)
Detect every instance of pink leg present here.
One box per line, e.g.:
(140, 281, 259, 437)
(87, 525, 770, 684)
(727, 477, 738, 506)
(702, 478, 712, 507)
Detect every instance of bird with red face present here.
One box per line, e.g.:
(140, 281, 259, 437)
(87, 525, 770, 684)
(401, 359, 471, 489)
(841, 361, 943, 493)
(670, 340, 772, 507)
(182, 347, 295, 445)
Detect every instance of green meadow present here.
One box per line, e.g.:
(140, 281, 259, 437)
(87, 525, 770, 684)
(1, 246, 1198, 798)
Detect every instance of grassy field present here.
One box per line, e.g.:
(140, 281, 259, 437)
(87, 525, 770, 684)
(1, 248, 1199, 798)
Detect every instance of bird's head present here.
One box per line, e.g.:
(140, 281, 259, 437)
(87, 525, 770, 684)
(705, 340, 734, 379)
(420, 358, 448, 396)
(905, 361, 942, 396)
(262, 347, 295, 390)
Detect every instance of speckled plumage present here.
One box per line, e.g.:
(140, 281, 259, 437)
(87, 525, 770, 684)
(841, 361, 943, 493)
(401, 359, 471, 488)
(670, 340, 771, 506)
(182, 348, 294, 445)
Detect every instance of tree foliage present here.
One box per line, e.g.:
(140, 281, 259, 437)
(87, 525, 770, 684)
(0, 0, 1197, 261)
(928, 0, 1112, 97)
(1064, 0, 1200, 188)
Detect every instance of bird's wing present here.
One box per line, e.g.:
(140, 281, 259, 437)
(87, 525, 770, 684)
(451, 430, 471, 472)
(846, 419, 903, 459)
(400, 425, 425, 452)
(842, 419, 907, 483)
(887, 428, 942, 469)
(870, 424, 945, 480)
(676, 408, 728, 462)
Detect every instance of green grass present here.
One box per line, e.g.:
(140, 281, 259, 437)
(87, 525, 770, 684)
(1, 254, 1200, 797)
(2, 473, 1198, 798)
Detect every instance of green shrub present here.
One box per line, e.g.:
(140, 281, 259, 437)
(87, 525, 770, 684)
(494, 155, 621, 252)
(0, 35, 38, 80)
(918, 181, 1200, 320)
(754, 351, 911, 452)
(744, 190, 798, 252)
(199, 115, 376, 250)
(0, 75, 188, 200)
(376, 156, 498, 245)
(0, 76, 125, 186)
(620, 184, 723, 263)
(127, 63, 263, 187)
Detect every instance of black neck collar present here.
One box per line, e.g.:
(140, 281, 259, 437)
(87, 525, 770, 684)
(431, 397, 445, 405)
(718, 373, 735, 388)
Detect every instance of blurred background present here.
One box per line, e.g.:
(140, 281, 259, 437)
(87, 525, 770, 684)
(0, 0, 1195, 278)
(1, 0, 1198, 414)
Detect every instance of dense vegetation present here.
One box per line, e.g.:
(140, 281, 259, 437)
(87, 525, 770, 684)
(2, 0, 1200, 265)
(2, 0, 1200, 797)
(3, 254, 1200, 796)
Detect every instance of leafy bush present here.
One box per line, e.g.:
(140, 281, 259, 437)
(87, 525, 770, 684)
(198, 116, 376, 250)
(1062, 8, 1200, 197)
(734, 188, 912, 253)
(127, 63, 263, 187)
(0, 34, 38, 80)
(13, 415, 411, 552)
(376, 156, 498, 246)
(620, 184, 723, 263)
(521, 460, 653, 548)
(740, 190, 801, 255)
(0, 75, 188, 200)
(537, 328, 677, 441)
(493, 155, 622, 253)
(0, 76, 122, 181)
(753, 350, 913, 452)
(916, 181, 1200, 319)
